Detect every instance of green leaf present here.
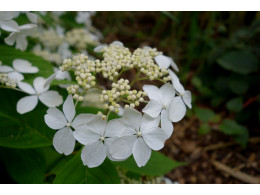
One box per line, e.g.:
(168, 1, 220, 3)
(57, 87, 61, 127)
(54, 152, 120, 184)
(228, 76, 249, 95)
(0, 148, 46, 183)
(219, 119, 249, 148)
(0, 45, 54, 84)
(195, 107, 216, 123)
(217, 50, 258, 75)
(226, 97, 243, 112)
(113, 151, 186, 177)
(198, 123, 211, 135)
(0, 89, 53, 148)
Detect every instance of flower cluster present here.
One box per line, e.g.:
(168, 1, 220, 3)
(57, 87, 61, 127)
(41, 41, 192, 168)
(65, 28, 99, 50)
(0, 59, 39, 82)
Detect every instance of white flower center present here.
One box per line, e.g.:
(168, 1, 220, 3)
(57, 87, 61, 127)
(137, 131, 142, 137)
(66, 123, 71, 127)
(100, 136, 105, 141)
(163, 104, 167, 109)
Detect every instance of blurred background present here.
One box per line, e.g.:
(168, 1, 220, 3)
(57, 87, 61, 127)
(91, 11, 260, 184)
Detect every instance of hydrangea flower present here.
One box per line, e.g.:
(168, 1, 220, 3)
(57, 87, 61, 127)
(154, 54, 179, 72)
(73, 116, 125, 168)
(168, 69, 192, 109)
(142, 83, 177, 137)
(0, 11, 19, 35)
(0, 59, 39, 82)
(44, 95, 95, 155)
(5, 24, 37, 51)
(109, 108, 168, 167)
(17, 77, 63, 114)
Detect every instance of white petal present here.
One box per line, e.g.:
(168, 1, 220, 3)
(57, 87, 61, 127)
(13, 59, 39, 73)
(140, 114, 160, 134)
(154, 55, 171, 69)
(44, 107, 67, 129)
(39, 90, 63, 107)
(168, 69, 185, 94)
(0, 65, 13, 73)
(81, 141, 106, 168)
(111, 41, 124, 47)
(122, 127, 136, 136)
(143, 127, 168, 151)
(0, 20, 19, 32)
(168, 96, 186, 123)
(4, 32, 17, 46)
(161, 109, 173, 138)
(17, 95, 38, 114)
(183, 90, 192, 109)
(0, 12, 19, 20)
(87, 116, 106, 135)
(63, 95, 75, 123)
(26, 12, 38, 23)
(133, 138, 152, 167)
(19, 24, 37, 36)
(170, 59, 179, 72)
(142, 99, 162, 118)
(71, 114, 96, 130)
(15, 34, 28, 51)
(105, 138, 127, 162)
(105, 118, 126, 138)
(73, 128, 100, 145)
(110, 135, 136, 160)
(44, 72, 57, 88)
(159, 83, 175, 107)
(94, 44, 106, 52)
(123, 108, 142, 130)
(53, 127, 75, 155)
(17, 82, 36, 94)
(143, 85, 160, 102)
(33, 77, 49, 93)
(8, 71, 24, 82)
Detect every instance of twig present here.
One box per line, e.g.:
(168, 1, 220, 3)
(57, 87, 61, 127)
(211, 160, 260, 184)
(204, 137, 260, 151)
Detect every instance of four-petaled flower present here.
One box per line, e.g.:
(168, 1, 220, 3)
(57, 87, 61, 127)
(74, 116, 126, 168)
(5, 23, 37, 51)
(142, 83, 178, 137)
(44, 95, 96, 155)
(110, 108, 168, 167)
(17, 77, 63, 114)
(0, 59, 39, 82)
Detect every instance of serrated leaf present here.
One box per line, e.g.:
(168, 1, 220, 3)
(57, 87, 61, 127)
(0, 148, 46, 183)
(113, 151, 186, 177)
(226, 97, 243, 112)
(217, 51, 258, 75)
(219, 119, 249, 148)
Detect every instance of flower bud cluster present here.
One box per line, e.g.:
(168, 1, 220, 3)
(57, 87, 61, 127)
(100, 78, 147, 112)
(34, 28, 64, 50)
(65, 29, 99, 50)
(62, 54, 97, 101)
(132, 48, 171, 82)
(0, 73, 17, 88)
(99, 44, 132, 80)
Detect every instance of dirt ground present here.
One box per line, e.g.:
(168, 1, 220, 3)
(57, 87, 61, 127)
(161, 117, 260, 184)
